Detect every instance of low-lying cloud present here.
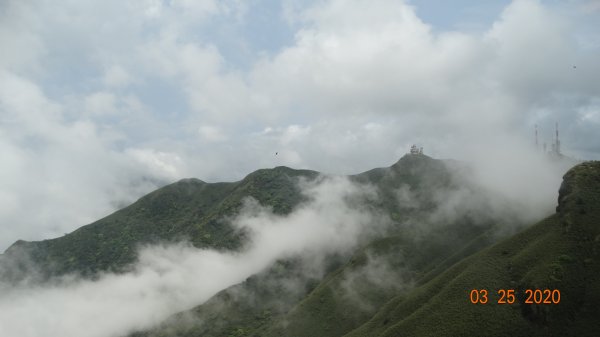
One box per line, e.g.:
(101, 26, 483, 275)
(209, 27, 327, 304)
(0, 0, 597, 334)
(0, 176, 384, 337)
(0, 149, 578, 337)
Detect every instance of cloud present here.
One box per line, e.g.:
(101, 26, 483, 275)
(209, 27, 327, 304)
(0, 72, 168, 249)
(84, 91, 118, 116)
(339, 253, 414, 313)
(102, 65, 134, 88)
(198, 125, 228, 142)
(0, 176, 383, 337)
(0, 0, 599, 255)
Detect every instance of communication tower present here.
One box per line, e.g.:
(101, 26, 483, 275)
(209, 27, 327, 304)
(555, 122, 561, 155)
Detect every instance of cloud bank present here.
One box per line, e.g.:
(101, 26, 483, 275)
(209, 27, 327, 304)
(0, 177, 383, 337)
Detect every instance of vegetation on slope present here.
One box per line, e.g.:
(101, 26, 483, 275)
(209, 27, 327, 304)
(1, 167, 318, 278)
(345, 161, 600, 337)
(1, 154, 479, 280)
(129, 155, 512, 337)
(5, 154, 582, 337)
(130, 159, 596, 337)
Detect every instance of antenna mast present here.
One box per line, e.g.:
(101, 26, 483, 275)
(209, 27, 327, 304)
(555, 122, 561, 155)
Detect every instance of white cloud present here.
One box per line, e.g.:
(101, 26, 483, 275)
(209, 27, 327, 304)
(126, 148, 186, 180)
(198, 125, 228, 142)
(0, 177, 381, 337)
(83, 91, 117, 116)
(280, 124, 311, 145)
(0, 72, 166, 249)
(102, 65, 134, 88)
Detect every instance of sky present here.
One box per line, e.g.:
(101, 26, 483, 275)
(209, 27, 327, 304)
(0, 0, 599, 250)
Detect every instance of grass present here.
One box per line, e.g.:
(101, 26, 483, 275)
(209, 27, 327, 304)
(344, 161, 600, 337)
(130, 155, 516, 337)
(132, 160, 599, 337)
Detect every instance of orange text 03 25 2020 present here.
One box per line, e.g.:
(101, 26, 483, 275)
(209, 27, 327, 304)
(469, 289, 560, 304)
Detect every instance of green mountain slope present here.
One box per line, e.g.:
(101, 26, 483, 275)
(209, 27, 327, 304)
(128, 156, 515, 337)
(131, 231, 498, 337)
(344, 161, 600, 337)
(1, 166, 318, 279)
(1, 154, 479, 280)
(131, 160, 597, 337)
(4, 154, 582, 337)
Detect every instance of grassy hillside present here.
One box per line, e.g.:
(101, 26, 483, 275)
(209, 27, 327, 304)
(1, 154, 474, 280)
(4, 154, 578, 337)
(129, 155, 510, 337)
(131, 230, 499, 337)
(1, 166, 318, 278)
(130, 160, 597, 337)
(345, 161, 600, 337)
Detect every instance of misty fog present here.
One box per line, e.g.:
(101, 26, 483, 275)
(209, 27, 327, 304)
(0, 177, 384, 337)
(0, 0, 597, 336)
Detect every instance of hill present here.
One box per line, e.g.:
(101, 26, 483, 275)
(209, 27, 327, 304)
(130, 161, 599, 337)
(3, 154, 584, 337)
(1, 154, 491, 281)
(345, 160, 600, 336)
(0, 166, 319, 279)
(126, 155, 530, 337)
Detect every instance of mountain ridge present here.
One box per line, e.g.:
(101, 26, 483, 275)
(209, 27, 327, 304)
(0, 163, 322, 280)
(2, 155, 593, 337)
(129, 160, 599, 337)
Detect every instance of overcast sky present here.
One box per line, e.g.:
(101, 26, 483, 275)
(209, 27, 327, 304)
(1, 0, 599, 250)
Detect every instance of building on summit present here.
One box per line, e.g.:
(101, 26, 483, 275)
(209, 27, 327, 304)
(409, 144, 423, 155)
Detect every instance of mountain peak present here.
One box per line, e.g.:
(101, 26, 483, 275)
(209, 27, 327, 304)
(175, 177, 205, 184)
(395, 153, 434, 164)
(556, 161, 600, 226)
